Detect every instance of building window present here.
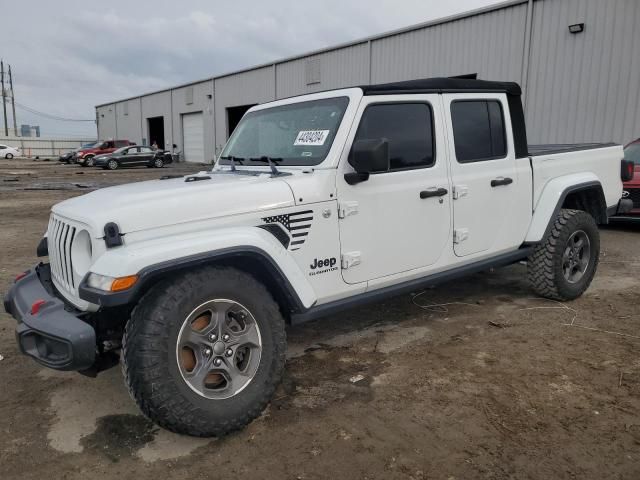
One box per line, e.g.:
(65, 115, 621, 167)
(123, 101, 129, 116)
(353, 103, 435, 171)
(450, 100, 507, 163)
(305, 58, 321, 85)
(185, 86, 194, 105)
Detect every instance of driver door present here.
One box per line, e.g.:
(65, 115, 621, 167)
(336, 95, 452, 285)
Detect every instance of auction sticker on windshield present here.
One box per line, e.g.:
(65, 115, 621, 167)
(294, 130, 330, 146)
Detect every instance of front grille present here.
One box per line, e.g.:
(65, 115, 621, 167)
(626, 188, 640, 208)
(48, 215, 78, 295)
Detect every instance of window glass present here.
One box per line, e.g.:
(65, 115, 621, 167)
(115, 140, 129, 147)
(353, 103, 434, 171)
(451, 100, 507, 162)
(140, 147, 153, 153)
(0, 146, 6, 150)
(220, 97, 349, 166)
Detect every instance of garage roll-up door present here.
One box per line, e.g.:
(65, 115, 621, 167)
(182, 112, 204, 163)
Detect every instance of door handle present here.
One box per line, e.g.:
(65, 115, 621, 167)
(491, 177, 513, 187)
(420, 187, 448, 199)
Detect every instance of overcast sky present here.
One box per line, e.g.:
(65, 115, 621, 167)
(2, 0, 502, 138)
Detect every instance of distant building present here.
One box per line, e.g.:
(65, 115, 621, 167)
(20, 124, 41, 137)
(96, 0, 640, 163)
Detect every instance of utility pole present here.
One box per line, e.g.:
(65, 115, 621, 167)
(0, 60, 8, 136)
(8, 65, 17, 136)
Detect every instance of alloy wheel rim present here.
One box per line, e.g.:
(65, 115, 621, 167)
(176, 299, 262, 400)
(155, 159, 162, 167)
(562, 230, 591, 284)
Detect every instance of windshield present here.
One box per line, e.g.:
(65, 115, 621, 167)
(113, 146, 130, 154)
(624, 141, 640, 165)
(219, 96, 349, 167)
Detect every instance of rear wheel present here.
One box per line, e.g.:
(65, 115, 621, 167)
(527, 209, 600, 301)
(122, 266, 286, 437)
(107, 159, 118, 170)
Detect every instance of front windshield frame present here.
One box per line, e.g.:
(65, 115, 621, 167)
(219, 96, 350, 167)
(624, 141, 640, 165)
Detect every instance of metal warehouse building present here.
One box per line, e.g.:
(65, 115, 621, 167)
(95, 0, 640, 163)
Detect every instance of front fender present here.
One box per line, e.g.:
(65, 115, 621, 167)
(525, 174, 602, 243)
(80, 227, 317, 311)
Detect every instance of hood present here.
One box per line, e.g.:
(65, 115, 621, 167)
(52, 171, 295, 236)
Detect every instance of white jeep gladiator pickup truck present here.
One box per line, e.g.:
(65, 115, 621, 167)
(4, 77, 633, 437)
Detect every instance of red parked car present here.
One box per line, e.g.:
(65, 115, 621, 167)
(623, 138, 640, 216)
(74, 139, 134, 167)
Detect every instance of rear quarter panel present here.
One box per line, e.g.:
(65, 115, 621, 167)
(531, 145, 623, 210)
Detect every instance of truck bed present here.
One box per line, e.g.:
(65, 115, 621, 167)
(528, 143, 617, 157)
(529, 142, 623, 214)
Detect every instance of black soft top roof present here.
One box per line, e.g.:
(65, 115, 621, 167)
(361, 77, 522, 96)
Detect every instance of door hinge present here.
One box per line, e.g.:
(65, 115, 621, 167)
(338, 201, 358, 219)
(453, 228, 469, 244)
(453, 185, 468, 200)
(341, 252, 361, 269)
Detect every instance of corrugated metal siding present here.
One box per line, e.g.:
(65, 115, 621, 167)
(275, 43, 370, 98)
(371, 3, 527, 84)
(141, 91, 172, 149)
(96, 105, 116, 140)
(214, 66, 275, 151)
(115, 100, 142, 144)
(172, 80, 215, 162)
(96, 0, 640, 151)
(525, 0, 640, 144)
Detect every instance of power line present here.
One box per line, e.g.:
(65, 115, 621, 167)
(13, 101, 95, 122)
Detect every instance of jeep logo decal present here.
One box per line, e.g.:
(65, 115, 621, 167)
(309, 257, 338, 276)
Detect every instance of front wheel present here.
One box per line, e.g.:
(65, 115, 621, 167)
(85, 156, 95, 167)
(6, 153, 14, 159)
(122, 266, 286, 437)
(153, 157, 164, 168)
(107, 159, 118, 170)
(527, 209, 600, 301)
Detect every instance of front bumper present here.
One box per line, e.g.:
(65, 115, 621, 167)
(3, 264, 96, 371)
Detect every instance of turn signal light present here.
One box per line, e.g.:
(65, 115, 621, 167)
(111, 275, 138, 292)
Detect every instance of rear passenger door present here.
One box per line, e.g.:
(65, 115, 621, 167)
(443, 94, 523, 257)
(138, 146, 155, 163)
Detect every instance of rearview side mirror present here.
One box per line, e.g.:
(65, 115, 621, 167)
(344, 138, 390, 185)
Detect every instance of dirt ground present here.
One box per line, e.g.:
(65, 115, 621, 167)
(1, 157, 639, 480)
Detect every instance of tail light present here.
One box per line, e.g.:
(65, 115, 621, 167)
(621, 160, 634, 182)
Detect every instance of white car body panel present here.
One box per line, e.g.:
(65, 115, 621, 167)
(0, 144, 20, 157)
(40, 86, 624, 314)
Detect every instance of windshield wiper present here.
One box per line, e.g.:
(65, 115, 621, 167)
(250, 156, 283, 176)
(219, 155, 245, 171)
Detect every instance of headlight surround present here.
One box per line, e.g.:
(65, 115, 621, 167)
(87, 273, 115, 291)
(86, 273, 138, 292)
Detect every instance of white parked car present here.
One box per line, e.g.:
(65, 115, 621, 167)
(0, 143, 20, 159)
(5, 77, 633, 438)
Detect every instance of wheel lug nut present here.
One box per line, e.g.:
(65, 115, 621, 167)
(213, 357, 222, 367)
(204, 348, 212, 356)
(222, 333, 230, 341)
(208, 333, 217, 341)
(225, 348, 233, 357)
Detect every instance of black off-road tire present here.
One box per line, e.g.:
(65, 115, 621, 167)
(122, 266, 286, 437)
(527, 209, 600, 301)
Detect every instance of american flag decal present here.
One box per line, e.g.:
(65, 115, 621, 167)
(262, 210, 314, 251)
